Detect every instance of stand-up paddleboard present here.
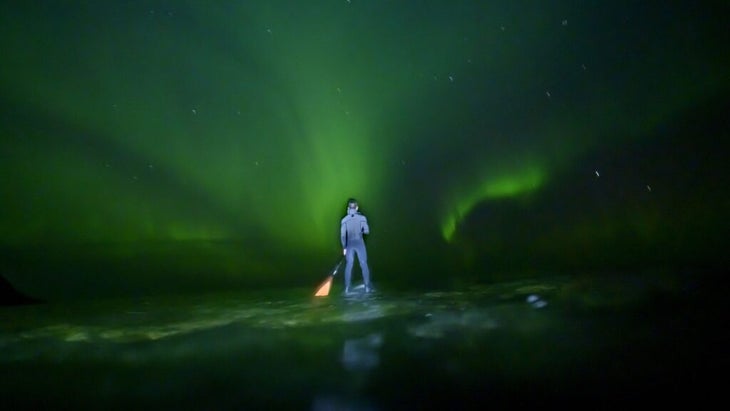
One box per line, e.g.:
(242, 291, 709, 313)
(342, 283, 377, 299)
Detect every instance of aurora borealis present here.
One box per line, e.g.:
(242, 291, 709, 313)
(1, 1, 727, 299)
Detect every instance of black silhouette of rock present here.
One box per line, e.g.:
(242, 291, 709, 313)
(1, 275, 43, 306)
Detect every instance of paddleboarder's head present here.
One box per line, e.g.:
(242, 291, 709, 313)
(347, 198, 358, 211)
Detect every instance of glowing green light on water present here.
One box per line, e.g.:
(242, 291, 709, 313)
(442, 168, 545, 242)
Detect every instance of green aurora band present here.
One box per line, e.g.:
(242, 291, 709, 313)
(0, 2, 471, 252)
(441, 167, 545, 242)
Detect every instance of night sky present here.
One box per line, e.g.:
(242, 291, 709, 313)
(1, 1, 727, 299)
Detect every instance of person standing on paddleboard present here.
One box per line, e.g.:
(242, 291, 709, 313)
(341, 198, 373, 294)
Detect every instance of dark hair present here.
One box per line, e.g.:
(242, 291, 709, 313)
(347, 198, 358, 208)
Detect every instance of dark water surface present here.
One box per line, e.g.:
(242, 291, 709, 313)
(0, 272, 723, 410)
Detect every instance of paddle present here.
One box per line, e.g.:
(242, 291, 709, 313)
(314, 258, 345, 297)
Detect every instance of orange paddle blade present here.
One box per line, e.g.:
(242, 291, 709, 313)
(314, 276, 333, 297)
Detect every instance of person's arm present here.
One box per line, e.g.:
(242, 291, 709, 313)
(340, 220, 348, 254)
(361, 216, 370, 235)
